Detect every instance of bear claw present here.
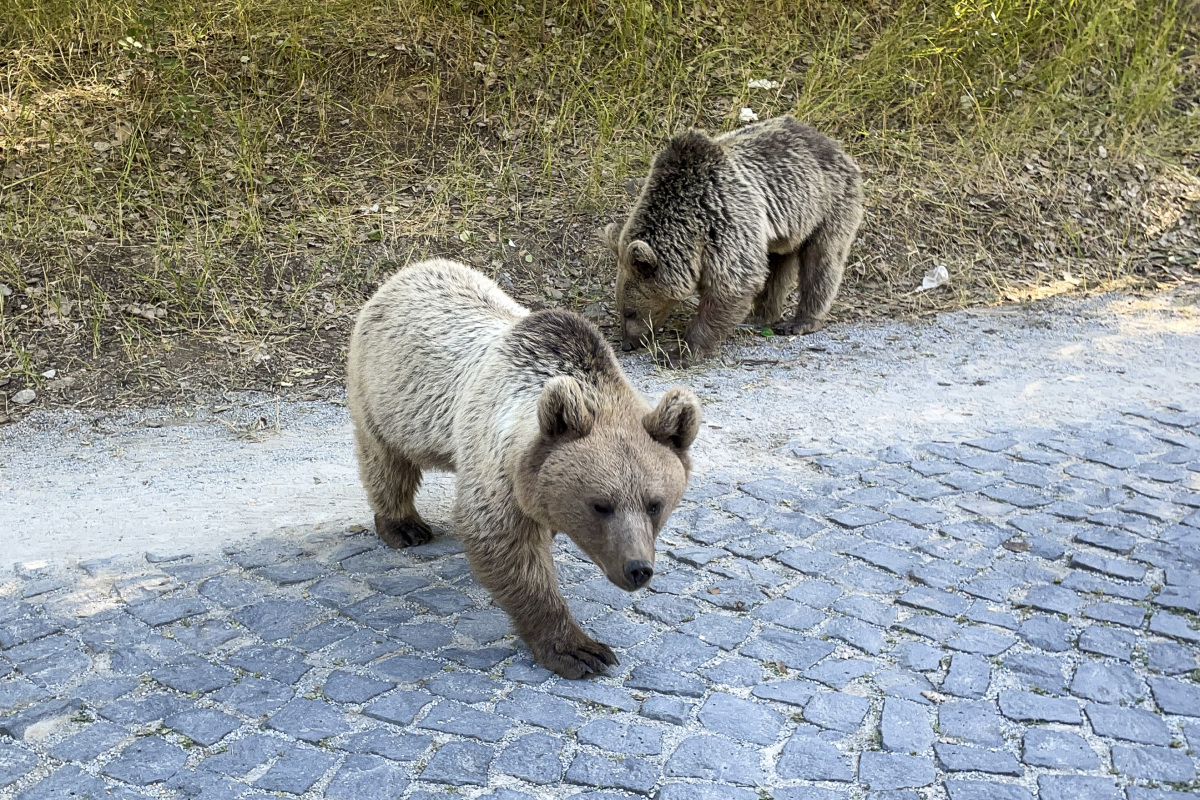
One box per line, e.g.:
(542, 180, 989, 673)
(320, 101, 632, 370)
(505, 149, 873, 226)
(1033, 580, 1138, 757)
(374, 514, 434, 549)
(538, 635, 619, 679)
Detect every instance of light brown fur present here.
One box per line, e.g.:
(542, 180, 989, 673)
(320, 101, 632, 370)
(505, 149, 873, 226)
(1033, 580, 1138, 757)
(347, 259, 700, 678)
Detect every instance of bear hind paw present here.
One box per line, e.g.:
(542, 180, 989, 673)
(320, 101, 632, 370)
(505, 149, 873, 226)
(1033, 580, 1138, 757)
(374, 514, 434, 549)
(773, 318, 825, 336)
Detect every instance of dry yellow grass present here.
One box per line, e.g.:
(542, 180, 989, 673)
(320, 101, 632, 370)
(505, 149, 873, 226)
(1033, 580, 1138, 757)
(1, 0, 1197, 406)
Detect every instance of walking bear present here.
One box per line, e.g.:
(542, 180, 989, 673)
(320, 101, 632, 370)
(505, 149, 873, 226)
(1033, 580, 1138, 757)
(604, 115, 863, 363)
(347, 259, 701, 678)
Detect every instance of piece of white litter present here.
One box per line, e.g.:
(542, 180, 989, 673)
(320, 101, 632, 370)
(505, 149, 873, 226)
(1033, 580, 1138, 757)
(916, 264, 949, 292)
(739, 108, 759, 123)
(747, 79, 779, 90)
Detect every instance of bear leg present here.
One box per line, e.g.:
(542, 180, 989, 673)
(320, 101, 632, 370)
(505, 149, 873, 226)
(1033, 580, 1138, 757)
(457, 501, 617, 679)
(354, 431, 434, 548)
(775, 225, 851, 336)
(751, 251, 801, 325)
(681, 292, 755, 363)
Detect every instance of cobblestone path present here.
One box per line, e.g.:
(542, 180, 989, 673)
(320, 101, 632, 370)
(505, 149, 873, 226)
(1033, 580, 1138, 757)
(2, 403, 1199, 800)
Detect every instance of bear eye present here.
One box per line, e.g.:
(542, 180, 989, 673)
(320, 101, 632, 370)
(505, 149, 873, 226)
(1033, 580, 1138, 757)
(593, 503, 614, 517)
(647, 501, 662, 517)
(623, 310, 637, 320)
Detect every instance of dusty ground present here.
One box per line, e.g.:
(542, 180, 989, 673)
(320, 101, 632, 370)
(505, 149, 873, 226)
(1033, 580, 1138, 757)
(3, 285, 1197, 567)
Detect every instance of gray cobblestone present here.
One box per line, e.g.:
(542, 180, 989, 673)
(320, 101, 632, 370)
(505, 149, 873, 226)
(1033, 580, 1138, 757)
(102, 736, 186, 785)
(998, 690, 1080, 723)
(267, 697, 352, 742)
(255, 746, 336, 793)
(1078, 625, 1137, 660)
(881, 697, 934, 753)
(494, 732, 565, 784)
(697, 692, 784, 745)
(418, 699, 513, 741)
(804, 691, 871, 732)
(776, 735, 854, 782)
(859, 752, 935, 790)
(324, 754, 409, 799)
(1037, 775, 1122, 800)
(1084, 703, 1171, 745)
(939, 701, 1004, 747)
(1022, 729, 1101, 770)
(1112, 743, 1195, 781)
(1069, 661, 1145, 704)
(421, 740, 493, 786)
(566, 752, 657, 794)
(496, 687, 581, 731)
(942, 654, 991, 698)
(944, 780, 1033, 800)
(934, 743, 1022, 775)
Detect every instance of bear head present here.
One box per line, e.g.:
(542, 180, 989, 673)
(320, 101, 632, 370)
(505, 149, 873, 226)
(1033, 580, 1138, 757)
(516, 375, 700, 591)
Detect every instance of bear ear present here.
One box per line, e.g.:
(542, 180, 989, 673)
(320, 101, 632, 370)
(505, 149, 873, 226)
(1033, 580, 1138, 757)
(600, 222, 621, 255)
(644, 387, 701, 453)
(628, 240, 658, 277)
(538, 376, 595, 440)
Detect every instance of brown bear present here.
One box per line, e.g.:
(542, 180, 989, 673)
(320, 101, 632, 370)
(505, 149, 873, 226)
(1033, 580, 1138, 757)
(347, 258, 701, 678)
(604, 114, 863, 363)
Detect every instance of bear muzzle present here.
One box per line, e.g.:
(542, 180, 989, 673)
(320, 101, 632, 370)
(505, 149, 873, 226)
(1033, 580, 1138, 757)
(622, 560, 653, 589)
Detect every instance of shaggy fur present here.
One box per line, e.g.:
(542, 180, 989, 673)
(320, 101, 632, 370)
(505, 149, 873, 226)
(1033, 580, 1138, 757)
(347, 259, 701, 678)
(605, 115, 864, 362)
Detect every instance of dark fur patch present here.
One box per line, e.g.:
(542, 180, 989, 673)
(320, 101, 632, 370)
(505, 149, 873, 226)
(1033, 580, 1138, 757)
(505, 309, 621, 387)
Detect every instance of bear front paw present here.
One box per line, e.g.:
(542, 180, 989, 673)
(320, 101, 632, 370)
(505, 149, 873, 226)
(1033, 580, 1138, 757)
(535, 632, 618, 679)
(374, 514, 434, 549)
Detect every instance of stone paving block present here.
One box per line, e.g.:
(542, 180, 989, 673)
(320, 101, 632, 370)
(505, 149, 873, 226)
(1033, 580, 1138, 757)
(0, 678, 47, 714)
(775, 735, 854, 782)
(372, 654, 442, 683)
(339, 728, 431, 762)
(323, 669, 395, 703)
(1069, 661, 1145, 705)
(1112, 743, 1195, 781)
(1148, 675, 1200, 716)
(231, 599, 319, 641)
(998, 690, 1080, 723)
(362, 690, 434, 727)
(287, 619, 354, 651)
(939, 700, 1005, 747)
(881, 697, 934, 753)
(496, 686, 581, 731)
(859, 752, 935, 790)
(0, 741, 37, 789)
(48, 721, 128, 763)
(1004, 652, 1068, 693)
(493, 732, 564, 784)
(898, 586, 970, 617)
(565, 752, 657, 795)
(1016, 615, 1073, 653)
(127, 597, 209, 627)
(1148, 610, 1200, 643)
(833, 595, 898, 627)
(15, 765, 107, 800)
(211, 676, 292, 717)
(1145, 640, 1198, 674)
(267, 697, 352, 742)
(751, 598, 824, 631)
(802, 653, 875, 690)
(547, 680, 639, 713)
(934, 743, 1022, 775)
(635, 594, 699, 625)
(255, 560, 324, 585)
(741, 628, 835, 669)
(1022, 728, 1100, 769)
(701, 658, 763, 687)
(784, 578, 844, 608)
(578, 719, 662, 756)
(658, 784, 760, 800)
(1126, 789, 1199, 800)
(418, 699, 513, 741)
(225, 645, 311, 684)
(1, 698, 84, 738)
(1070, 551, 1148, 581)
(631, 632, 719, 670)
(697, 692, 785, 745)
(1154, 585, 1200, 613)
(825, 617, 888, 655)
(164, 707, 240, 746)
(1078, 625, 1137, 660)
(420, 740, 493, 786)
(948, 626, 1016, 656)
(422, 671, 497, 704)
(255, 746, 336, 794)
(1037, 775, 1122, 800)
(944, 780, 1033, 800)
(324, 754, 409, 800)
(893, 641, 944, 672)
(626, 664, 705, 698)
(1085, 703, 1171, 745)
(1063, 570, 1150, 600)
(804, 691, 871, 733)
(641, 695, 691, 725)
(97, 694, 188, 726)
(942, 654, 991, 699)
(102, 736, 186, 785)
(1083, 601, 1147, 628)
(1022, 584, 1082, 615)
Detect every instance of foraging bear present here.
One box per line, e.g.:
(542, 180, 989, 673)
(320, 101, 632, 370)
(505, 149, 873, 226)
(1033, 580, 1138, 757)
(347, 259, 701, 678)
(604, 115, 863, 362)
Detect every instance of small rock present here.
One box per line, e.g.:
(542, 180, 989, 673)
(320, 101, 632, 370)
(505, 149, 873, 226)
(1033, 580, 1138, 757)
(12, 389, 35, 405)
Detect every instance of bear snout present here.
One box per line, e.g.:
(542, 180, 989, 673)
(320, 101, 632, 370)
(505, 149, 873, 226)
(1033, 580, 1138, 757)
(622, 560, 653, 589)
(621, 340, 636, 351)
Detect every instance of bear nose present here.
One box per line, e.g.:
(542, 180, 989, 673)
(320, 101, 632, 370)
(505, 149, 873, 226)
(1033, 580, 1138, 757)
(623, 560, 653, 588)
(621, 341, 635, 351)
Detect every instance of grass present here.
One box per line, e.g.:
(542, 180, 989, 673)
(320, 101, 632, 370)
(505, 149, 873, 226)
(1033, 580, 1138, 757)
(1, 0, 1198, 405)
